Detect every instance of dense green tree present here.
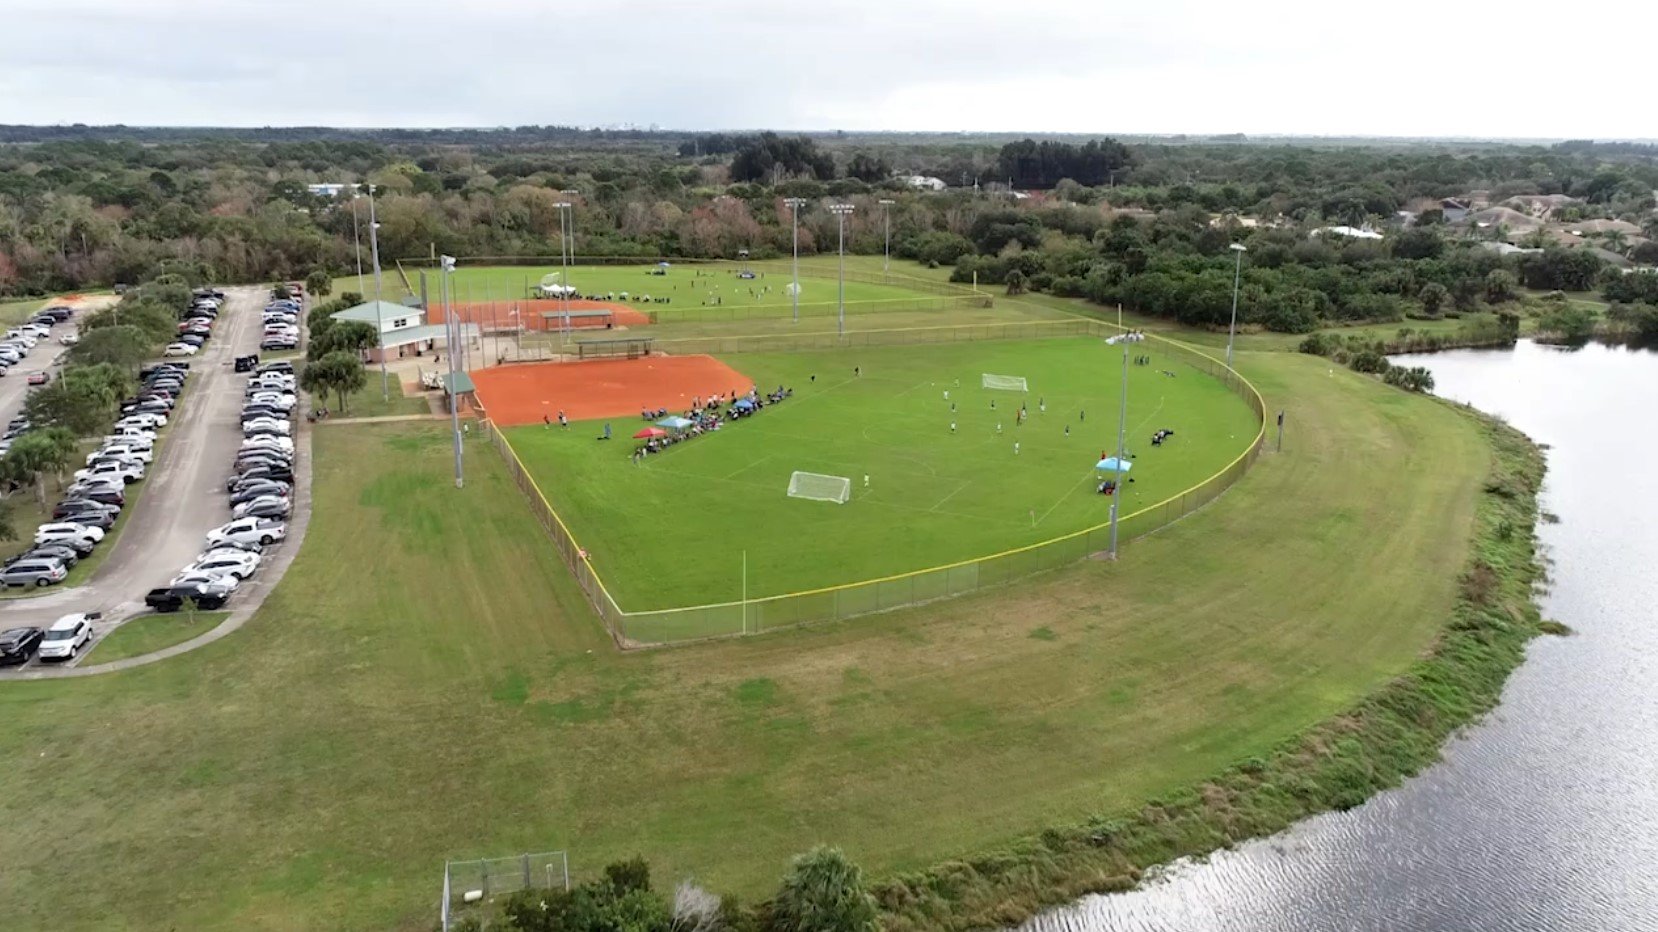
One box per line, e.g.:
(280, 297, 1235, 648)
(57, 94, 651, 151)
(305, 268, 332, 296)
(767, 847, 876, 932)
(306, 320, 377, 361)
(1, 427, 77, 505)
(1418, 282, 1449, 315)
(67, 325, 150, 372)
(299, 351, 367, 412)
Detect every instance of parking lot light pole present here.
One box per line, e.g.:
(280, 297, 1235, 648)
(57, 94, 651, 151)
(784, 197, 807, 323)
(350, 191, 365, 295)
(1106, 324, 1134, 559)
(878, 198, 894, 275)
(829, 203, 855, 336)
(1226, 242, 1247, 369)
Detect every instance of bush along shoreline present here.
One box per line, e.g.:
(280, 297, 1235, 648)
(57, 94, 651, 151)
(871, 411, 1547, 932)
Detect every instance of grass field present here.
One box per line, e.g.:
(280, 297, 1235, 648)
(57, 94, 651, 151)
(0, 296, 44, 326)
(84, 612, 229, 663)
(507, 337, 1258, 610)
(0, 349, 1491, 930)
(395, 260, 975, 320)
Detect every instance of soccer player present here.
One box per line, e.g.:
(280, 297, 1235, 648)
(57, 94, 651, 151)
(997, 422, 1003, 434)
(1014, 441, 1020, 455)
(950, 421, 957, 433)
(943, 389, 950, 401)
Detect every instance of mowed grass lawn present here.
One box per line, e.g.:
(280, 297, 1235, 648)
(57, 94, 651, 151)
(507, 338, 1259, 615)
(401, 262, 961, 320)
(0, 352, 1489, 931)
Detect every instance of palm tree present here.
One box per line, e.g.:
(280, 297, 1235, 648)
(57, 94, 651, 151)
(1603, 229, 1629, 256)
(770, 847, 878, 932)
(1641, 214, 1658, 242)
(3, 428, 76, 507)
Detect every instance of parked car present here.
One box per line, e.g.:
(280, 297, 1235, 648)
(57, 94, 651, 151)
(259, 361, 294, 375)
(228, 481, 291, 507)
(145, 583, 230, 612)
(58, 332, 79, 346)
(233, 495, 292, 520)
(171, 570, 242, 592)
(0, 558, 68, 588)
(36, 613, 98, 661)
(187, 550, 261, 580)
(64, 485, 124, 507)
(206, 517, 287, 549)
(117, 413, 167, 430)
(74, 460, 144, 485)
(240, 435, 295, 454)
(16, 543, 79, 567)
(162, 342, 199, 357)
(53, 497, 119, 520)
(35, 522, 105, 547)
(47, 507, 114, 530)
(242, 418, 292, 437)
(27, 372, 48, 386)
(0, 626, 45, 665)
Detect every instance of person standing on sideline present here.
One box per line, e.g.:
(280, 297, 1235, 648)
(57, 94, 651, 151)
(602, 423, 612, 440)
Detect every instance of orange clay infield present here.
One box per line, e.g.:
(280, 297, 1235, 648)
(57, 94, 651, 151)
(471, 356, 754, 424)
(426, 299, 652, 331)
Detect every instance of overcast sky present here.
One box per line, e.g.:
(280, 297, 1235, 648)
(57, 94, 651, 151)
(3, 0, 1653, 139)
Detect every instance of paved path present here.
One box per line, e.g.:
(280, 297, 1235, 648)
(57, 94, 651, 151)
(0, 287, 313, 679)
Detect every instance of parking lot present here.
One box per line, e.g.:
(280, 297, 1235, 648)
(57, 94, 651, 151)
(0, 286, 310, 676)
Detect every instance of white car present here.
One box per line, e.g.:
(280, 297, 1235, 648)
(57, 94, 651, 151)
(21, 323, 51, 338)
(4, 331, 37, 348)
(233, 495, 292, 519)
(36, 613, 96, 661)
(35, 522, 105, 546)
(73, 460, 144, 484)
(241, 435, 295, 454)
(59, 332, 79, 346)
(248, 393, 296, 412)
(163, 342, 199, 357)
(186, 551, 260, 580)
(89, 444, 152, 465)
(206, 517, 287, 549)
(242, 417, 291, 436)
(170, 569, 242, 591)
(117, 413, 167, 429)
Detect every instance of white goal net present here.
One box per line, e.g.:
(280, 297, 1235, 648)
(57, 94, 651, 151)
(787, 471, 851, 504)
(981, 373, 1028, 392)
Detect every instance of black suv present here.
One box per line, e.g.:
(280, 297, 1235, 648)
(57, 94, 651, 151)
(144, 585, 230, 613)
(0, 627, 44, 665)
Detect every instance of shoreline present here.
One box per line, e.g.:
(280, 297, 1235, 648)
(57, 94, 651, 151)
(870, 402, 1547, 931)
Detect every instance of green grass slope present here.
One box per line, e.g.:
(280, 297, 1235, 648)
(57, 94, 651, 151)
(0, 351, 1487, 930)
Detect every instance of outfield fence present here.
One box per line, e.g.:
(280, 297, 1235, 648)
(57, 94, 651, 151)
(647, 317, 1100, 357)
(480, 322, 1267, 647)
(441, 851, 570, 932)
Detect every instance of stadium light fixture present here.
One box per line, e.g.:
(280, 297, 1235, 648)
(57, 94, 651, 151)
(828, 203, 855, 336)
(878, 198, 895, 275)
(784, 197, 808, 323)
(1227, 243, 1247, 369)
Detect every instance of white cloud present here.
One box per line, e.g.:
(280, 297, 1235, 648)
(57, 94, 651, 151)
(0, 0, 1652, 139)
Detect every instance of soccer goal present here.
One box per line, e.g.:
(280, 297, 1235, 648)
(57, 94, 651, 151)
(787, 471, 851, 504)
(981, 373, 1028, 392)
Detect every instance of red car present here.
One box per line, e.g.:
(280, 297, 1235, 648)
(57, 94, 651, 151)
(27, 372, 48, 386)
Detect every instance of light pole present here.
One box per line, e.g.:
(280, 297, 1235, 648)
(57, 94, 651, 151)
(1106, 327, 1135, 558)
(1226, 242, 1247, 369)
(828, 203, 854, 336)
(878, 198, 894, 275)
(367, 183, 388, 401)
(784, 197, 806, 323)
(350, 191, 365, 295)
(554, 201, 572, 342)
(441, 255, 463, 489)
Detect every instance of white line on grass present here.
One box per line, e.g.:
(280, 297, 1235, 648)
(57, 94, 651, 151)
(929, 479, 972, 513)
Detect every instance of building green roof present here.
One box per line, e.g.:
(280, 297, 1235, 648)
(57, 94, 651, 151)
(439, 371, 475, 394)
(330, 300, 418, 324)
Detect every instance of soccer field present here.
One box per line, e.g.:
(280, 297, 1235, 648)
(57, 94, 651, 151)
(505, 337, 1260, 616)
(397, 261, 965, 319)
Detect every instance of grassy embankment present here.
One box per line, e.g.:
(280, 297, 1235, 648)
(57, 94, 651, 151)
(83, 612, 229, 664)
(0, 348, 1529, 931)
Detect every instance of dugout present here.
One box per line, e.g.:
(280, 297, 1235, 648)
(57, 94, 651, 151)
(439, 371, 477, 414)
(539, 309, 613, 330)
(575, 337, 654, 360)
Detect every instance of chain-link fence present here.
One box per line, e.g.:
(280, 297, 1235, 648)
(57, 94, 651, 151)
(442, 851, 570, 931)
(479, 320, 1266, 648)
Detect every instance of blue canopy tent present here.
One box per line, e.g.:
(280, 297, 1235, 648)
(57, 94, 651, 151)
(732, 398, 757, 411)
(1095, 457, 1133, 473)
(656, 415, 694, 430)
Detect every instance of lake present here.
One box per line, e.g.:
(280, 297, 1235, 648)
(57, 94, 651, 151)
(1021, 340, 1658, 932)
